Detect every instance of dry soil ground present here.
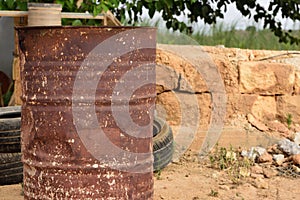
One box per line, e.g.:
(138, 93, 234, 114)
(1, 150, 300, 200)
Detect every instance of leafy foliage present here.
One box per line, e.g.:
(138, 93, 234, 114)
(112, 0, 300, 45)
(0, 0, 300, 44)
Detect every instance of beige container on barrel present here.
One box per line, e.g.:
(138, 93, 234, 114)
(27, 3, 62, 26)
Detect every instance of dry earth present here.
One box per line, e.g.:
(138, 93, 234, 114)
(1, 150, 300, 200)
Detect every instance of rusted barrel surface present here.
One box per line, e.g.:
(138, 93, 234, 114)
(17, 26, 156, 199)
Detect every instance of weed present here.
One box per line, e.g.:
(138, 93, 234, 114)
(20, 182, 24, 196)
(287, 114, 293, 129)
(209, 145, 254, 184)
(209, 189, 219, 197)
(154, 170, 162, 180)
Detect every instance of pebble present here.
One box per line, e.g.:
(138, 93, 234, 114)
(219, 185, 230, 191)
(253, 178, 269, 189)
(292, 154, 300, 165)
(278, 138, 300, 155)
(258, 152, 273, 163)
(294, 132, 300, 146)
(251, 165, 263, 174)
(273, 154, 285, 166)
(241, 147, 266, 161)
(263, 168, 278, 178)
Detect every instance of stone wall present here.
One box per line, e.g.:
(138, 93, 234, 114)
(156, 44, 300, 141)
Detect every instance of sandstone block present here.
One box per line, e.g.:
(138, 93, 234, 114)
(155, 91, 211, 127)
(295, 71, 300, 95)
(251, 96, 277, 122)
(277, 96, 300, 123)
(156, 47, 208, 93)
(239, 61, 295, 95)
(247, 114, 269, 131)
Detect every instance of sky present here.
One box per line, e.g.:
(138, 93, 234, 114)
(142, 0, 300, 33)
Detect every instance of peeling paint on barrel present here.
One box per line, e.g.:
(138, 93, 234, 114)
(17, 26, 156, 199)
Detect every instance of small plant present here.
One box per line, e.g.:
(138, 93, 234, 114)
(208, 189, 218, 197)
(0, 82, 13, 107)
(20, 182, 24, 196)
(287, 113, 293, 129)
(209, 145, 254, 184)
(154, 170, 162, 180)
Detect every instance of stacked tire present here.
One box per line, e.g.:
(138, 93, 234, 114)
(0, 106, 23, 185)
(153, 116, 174, 171)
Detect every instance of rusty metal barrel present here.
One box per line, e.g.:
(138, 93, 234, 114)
(17, 26, 156, 199)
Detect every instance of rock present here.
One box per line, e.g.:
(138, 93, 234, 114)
(267, 144, 283, 154)
(295, 71, 300, 95)
(267, 120, 289, 134)
(278, 138, 300, 155)
(273, 154, 285, 166)
(292, 165, 300, 173)
(241, 147, 267, 161)
(292, 154, 300, 166)
(258, 152, 273, 163)
(263, 168, 278, 178)
(294, 132, 300, 146)
(251, 173, 265, 179)
(247, 114, 269, 131)
(251, 96, 277, 123)
(277, 96, 300, 124)
(239, 61, 295, 95)
(251, 165, 264, 175)
(253, 177, 269, 189)
(255, 147, 267, 156)
(219, 185, 230, 191)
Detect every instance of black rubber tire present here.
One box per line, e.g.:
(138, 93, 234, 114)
(0, 106, 21, 153)
(0, 153, 23, 185)
(153, 117, 174, 172)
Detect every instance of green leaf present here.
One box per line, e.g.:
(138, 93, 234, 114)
(3, 90, 12, 106)
(6, 0, 16, 10)
(93, 4, 102, 16)
(72, 19, 82, 26)
(101, 4, 109, 12)
(17, 1, 27, 11)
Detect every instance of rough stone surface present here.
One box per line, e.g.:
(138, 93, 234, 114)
(266, 120, 290, 135)
(258, 152, 273, 163)
(277, 96, 300, 123)
(155, 91, 211, 128)
(294, 132, 300, 146)
(273, 154, 285, 166)
(235, 94, 258, 115)
(253, 177, 269, 189)
(292, 154, 300, 166)
(156, 47, 208, 93)
(262, 168, 278, 178)
(251, 165, 264, 175)
(154, 45, 300, 150)
(278, 139, 300, 155)
(239, 61, 295, 95)
(295, 71, 300, 95)
(247, 114, 269, 131)
(251, 96, 277, 122)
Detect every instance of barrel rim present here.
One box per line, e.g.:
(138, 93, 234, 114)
(15, 26, 157, 31)
(27, 2, 63, 9)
